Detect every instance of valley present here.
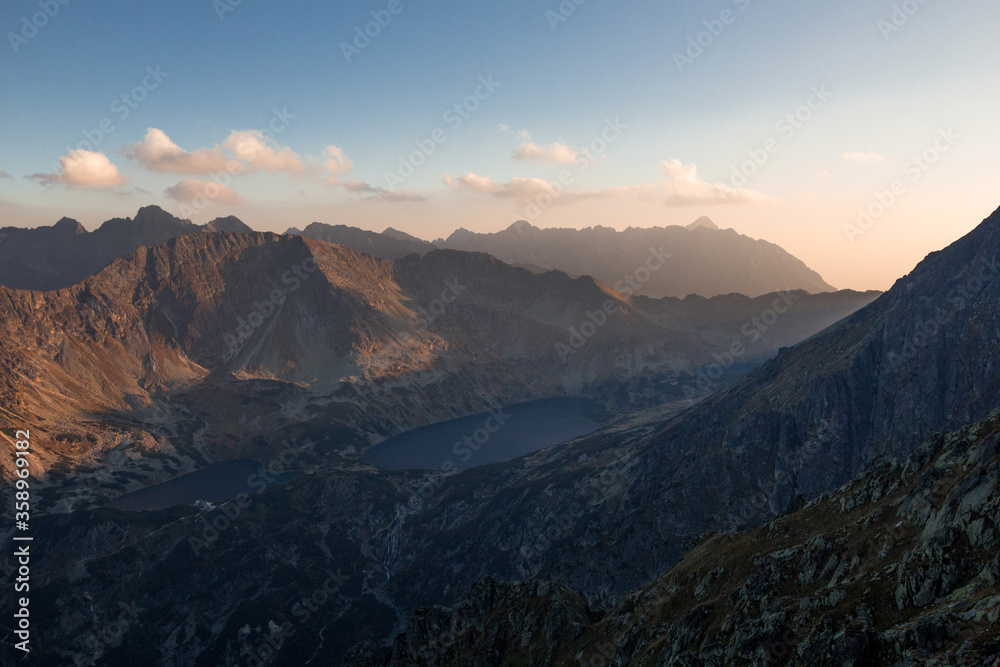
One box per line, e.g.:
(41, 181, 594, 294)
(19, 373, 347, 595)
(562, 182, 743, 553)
(2, 206, 996, 666)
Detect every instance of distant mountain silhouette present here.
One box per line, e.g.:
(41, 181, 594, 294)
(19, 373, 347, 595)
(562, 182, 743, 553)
(1, 207, 832, 300)
(686, 215, 720, 230)
(0, 206, 253, 290)
(286, 222, 435, 260)
(434, 218, 835, 298)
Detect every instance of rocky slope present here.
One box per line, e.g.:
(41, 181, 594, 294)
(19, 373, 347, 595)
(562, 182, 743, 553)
(435, 218, 835, 298)
(369, 206, 1000, 615)
(0, 229, 874, 504)
(362, 407, 1000, 665)
(0, 206, 253, 290)
(0, 208, 994, 666)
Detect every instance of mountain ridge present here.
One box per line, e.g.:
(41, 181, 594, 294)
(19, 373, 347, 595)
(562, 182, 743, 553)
(434, 219, 835, 298)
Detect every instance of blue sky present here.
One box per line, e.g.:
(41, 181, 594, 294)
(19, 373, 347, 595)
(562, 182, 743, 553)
(1, 0, 998, 290)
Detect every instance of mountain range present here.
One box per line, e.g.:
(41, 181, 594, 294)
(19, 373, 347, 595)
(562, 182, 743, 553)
(1, 207, 835, 302)
(289, 216, 836, 298)
(433, 218, 835, 298)
(0, 206, 253, 291)
(1, 205, 997, 665)
(0, 226, 876, 499)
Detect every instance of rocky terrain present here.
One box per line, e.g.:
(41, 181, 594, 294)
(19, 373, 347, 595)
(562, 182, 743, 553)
(1, 206, 996, 666)
(435, 218, 835, 298)
(0, 225, 874, 511)
(361, 407, 1000, 665)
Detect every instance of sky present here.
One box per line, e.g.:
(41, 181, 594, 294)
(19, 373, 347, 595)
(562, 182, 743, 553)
(1, 0, 998, 291)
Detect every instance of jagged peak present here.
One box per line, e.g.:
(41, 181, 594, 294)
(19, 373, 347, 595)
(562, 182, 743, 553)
(135, 205, 186, 223)
(52, 217, 87, 235)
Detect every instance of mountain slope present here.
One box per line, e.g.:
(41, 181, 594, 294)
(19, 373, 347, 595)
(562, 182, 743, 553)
(366, 407, 1000, 665)
(371, 206, 1000, 613)
(436, 220, 835, 298)
(0, 231, 875, 489)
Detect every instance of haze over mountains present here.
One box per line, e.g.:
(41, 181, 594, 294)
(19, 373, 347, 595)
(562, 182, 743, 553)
(0, 226, 876, 491)
(435, 218, 835, 298)
(2, 205, 998, 665)
(291, 216, 836, 299)
(2, 207, 834, 301)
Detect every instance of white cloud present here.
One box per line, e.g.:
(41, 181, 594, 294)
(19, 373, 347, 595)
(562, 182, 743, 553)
(445, 173, 556, 199)
(165, 179, 245, 205)
(444, 160, 767, 208)
(511, 141, 580, 164)
(842, 151, 885, 163)
(222, 130, 307, 174)
(30, 150, 128, 188)
(127, 128, 309, 176)
(658, 159, 768, 206)
(343, 179, 425, 203)
(444, 173, 643, 205)
(323, 146, 353, 184)
(126, 128, 230, 174)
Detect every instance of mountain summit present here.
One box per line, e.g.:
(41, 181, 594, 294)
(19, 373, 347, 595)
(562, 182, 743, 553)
(686, 215, 720, 231)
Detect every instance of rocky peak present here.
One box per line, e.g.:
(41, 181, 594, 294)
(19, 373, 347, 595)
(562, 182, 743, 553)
(204, 215, 253, 234)
(133, 205, 194, 231)
(51, 217, 87, 235)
